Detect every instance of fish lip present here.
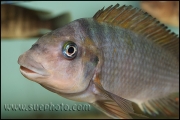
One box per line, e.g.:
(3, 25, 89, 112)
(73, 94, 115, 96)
(19, 65, 50, 77)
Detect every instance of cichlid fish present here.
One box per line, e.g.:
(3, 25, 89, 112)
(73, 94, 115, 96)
(1, 1, 29, 4)
(18, 4, 179, 119)
(1, 4, 71, 38)
(141, 1, 179, 27)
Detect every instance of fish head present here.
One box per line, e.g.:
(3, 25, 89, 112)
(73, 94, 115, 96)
(18, 19, 99, 94)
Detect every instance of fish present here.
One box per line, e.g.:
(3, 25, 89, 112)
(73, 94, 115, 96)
(18, 4, 179, 119)
(1, 1, 28, 4)
(1, 4, 71, 38)
(141, 1, 179, 27)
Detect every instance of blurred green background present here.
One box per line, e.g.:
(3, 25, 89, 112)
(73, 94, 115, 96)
(1, 1, 179, 119)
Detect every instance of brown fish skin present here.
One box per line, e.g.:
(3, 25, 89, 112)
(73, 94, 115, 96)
(1, 4, 71, 38)
(141, 1, 179, 27)
(18, 4, 179, 119)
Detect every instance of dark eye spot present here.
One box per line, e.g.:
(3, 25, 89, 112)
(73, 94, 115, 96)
(91, 56, 99, 66)
(68, 46, 74, 54)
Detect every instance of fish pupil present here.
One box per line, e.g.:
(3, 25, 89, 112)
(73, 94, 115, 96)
(68, 46, 74, 54)
(66, 45, 77, 58)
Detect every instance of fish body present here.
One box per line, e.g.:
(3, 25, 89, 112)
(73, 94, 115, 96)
(18, 4, 179, 119)
(1, 4, 70, 38)
(84, 18, 179, 101)
(141, 1, 179, 27)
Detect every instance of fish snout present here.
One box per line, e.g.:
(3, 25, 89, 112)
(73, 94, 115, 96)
(18, 53, 50, 77)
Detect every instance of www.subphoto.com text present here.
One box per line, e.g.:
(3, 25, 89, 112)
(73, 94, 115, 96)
(4, 102, 91, 111)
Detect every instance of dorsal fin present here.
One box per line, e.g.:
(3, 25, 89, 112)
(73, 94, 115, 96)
(93, 4, 179, 59)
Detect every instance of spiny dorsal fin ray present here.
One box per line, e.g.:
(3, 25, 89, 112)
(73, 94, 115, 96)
(93, 4, 179, 59)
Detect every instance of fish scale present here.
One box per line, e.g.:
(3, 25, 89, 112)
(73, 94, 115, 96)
(83, 19, 178, 102)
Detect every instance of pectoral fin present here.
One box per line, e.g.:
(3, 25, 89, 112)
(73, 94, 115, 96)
(93, 83, 148, 119)
(92, 99, 132, 119)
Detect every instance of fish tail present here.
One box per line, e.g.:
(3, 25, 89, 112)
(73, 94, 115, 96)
(48, 12, 71, 30)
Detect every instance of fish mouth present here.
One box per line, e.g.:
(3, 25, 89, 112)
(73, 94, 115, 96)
(20, 66, 37, 74)
(19, 65, 50, 77)
(18, 54, 50, 79)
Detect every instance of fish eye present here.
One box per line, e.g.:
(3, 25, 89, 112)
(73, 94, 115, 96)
(62, 41, 78, 59)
